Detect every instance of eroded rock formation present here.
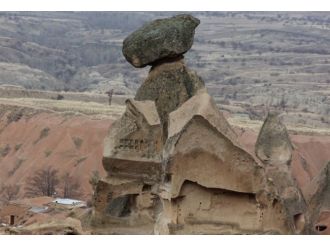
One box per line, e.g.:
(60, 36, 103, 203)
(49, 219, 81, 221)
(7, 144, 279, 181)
(92, 14, 312, 234)
(255, 112, 307, 234)
(122, 14, 200, 68)
(303, 162, 330, 234)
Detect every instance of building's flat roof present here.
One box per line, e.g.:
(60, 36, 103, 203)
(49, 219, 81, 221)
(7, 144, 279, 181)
(29, 206, 49, 214)
(52, 198, 85, 206)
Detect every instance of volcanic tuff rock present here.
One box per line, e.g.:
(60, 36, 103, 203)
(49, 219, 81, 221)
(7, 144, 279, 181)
(92, 14, 311, 235)
(255, 111, 307, 233)
(255, 111, 293, 166)
(303, 162, 330, 234)
(122, 14, 200, 68)
(135, 57, 205, 141)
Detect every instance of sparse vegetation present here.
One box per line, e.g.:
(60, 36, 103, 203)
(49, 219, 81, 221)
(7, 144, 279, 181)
(89, 170, 100, 191)
(6, 110, 23, 124)
(15, 143, 23, 151)
(0, 184, 21, 202)
(75, 156, 88, 166)
(34, 127, 50, 144)
(0, 144, 11, 157)
(72, 136, 83, 149)
(44, 150, 52, 157)
(56, 94, 64, 100)
(25, 166, 60, 197)
(8, 158, 24, 176)
(0, 98, 125, 117)
(40, 127, 50, 139)
(61, 172, 82, 199)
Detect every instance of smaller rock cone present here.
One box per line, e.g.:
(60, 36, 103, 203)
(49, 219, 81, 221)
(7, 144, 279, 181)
(255, 111, 293, 166)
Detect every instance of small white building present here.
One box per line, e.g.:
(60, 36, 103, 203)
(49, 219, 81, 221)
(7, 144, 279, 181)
(52, 198, 86, 207)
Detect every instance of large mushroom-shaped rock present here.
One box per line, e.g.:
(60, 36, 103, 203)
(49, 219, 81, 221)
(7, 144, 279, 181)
(122, 14, 200, 68)
(255, 111, 293, 166)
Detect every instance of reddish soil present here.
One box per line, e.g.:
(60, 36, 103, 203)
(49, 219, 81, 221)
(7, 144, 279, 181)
(1, 107, 329, 205)
(238, 129, 330, 192)
(0, 110, 110, 200)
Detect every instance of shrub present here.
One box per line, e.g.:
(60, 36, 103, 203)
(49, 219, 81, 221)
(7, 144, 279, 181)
(0, 144, 11, 157)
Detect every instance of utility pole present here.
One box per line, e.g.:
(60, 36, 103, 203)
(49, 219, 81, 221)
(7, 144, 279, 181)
(106, 89, 114, 106)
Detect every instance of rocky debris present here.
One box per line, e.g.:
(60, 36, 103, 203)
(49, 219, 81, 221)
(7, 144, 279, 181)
(255, 111, 293, 166)
(92, 14, 311, 235)
(122, 14, 200, 68)
(5, 217, 84, 235)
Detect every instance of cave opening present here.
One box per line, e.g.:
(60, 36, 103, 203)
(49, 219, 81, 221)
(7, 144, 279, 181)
(315, 225, 327, 232)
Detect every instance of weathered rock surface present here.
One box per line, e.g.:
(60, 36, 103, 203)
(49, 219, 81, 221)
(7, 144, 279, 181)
(92, 14, 313, 235)
(122, 14, 200, 68)
(135, 58, 204, 141)
(6, 217, 84, 235)
(303, 162, 330, 234)
(93, 99, 162, 230)
(155, 91, 300, 234)
(162, 91, 261, 197)
(255, 111, 307, 233)
(255, 112, 293, 166)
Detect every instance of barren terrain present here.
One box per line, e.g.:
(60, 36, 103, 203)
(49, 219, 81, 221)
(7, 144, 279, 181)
(0, 12, 329, 130)
(0, 94, 126, 202)
(0, 89, 329, 203)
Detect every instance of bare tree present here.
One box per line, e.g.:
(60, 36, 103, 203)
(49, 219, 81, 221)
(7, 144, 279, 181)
(105, 89, 114, 106)
(0, 183, 20, 202)
(278, 94, 288, 111)
(62, 172, 82, 199)
(1, 184, 20, 202)
(25, 166, 59, 197)
(89, 170, 100, 191)
(88, 170, 101, 207)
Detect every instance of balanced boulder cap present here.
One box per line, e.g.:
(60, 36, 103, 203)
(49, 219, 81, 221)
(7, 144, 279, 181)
(122, 14, 200, 68)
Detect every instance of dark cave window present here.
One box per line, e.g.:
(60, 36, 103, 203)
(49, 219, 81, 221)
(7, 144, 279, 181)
(315, 225, 327, 232)
(142, 184, 152, 192)
(164, 174, 172, 183)
(106, 195, 135, 217)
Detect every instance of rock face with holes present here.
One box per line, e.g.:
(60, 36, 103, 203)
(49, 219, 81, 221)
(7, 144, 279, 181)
(92, 14, 310, 235)
(91, 99, 163, 231)
(303, 162, 330, 234)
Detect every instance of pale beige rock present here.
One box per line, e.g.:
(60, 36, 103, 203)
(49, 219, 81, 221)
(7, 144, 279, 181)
(303, 162, 330, 234)
(92, 14, 310, 235)
(155, 92, 302, 234)
(163, 92, 261, 198)
(92, 99, 163, 232)
(102, 99, 162, 182)
(255, 111, 307, 233)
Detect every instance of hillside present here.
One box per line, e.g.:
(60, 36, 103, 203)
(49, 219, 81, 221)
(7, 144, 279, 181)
(0, 98, 125, 202)
(0, 12, 329, 131)
(0, 91, 329, 203)
(1, 12, 330, 235)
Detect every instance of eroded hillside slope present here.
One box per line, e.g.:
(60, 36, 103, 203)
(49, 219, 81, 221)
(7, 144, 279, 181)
(0, 103, 119, 201)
